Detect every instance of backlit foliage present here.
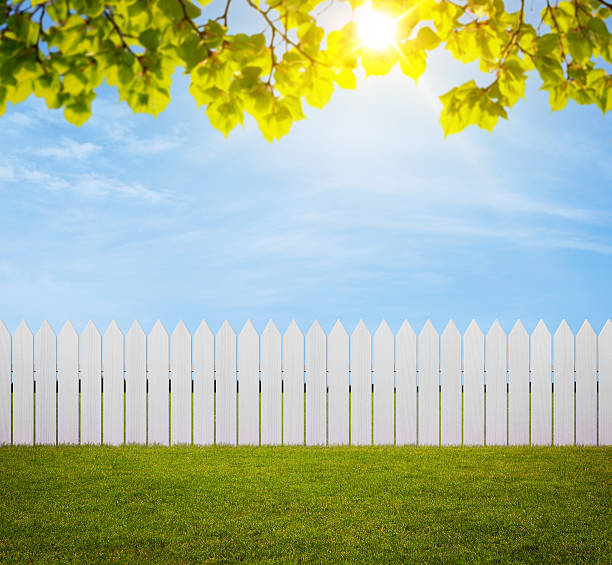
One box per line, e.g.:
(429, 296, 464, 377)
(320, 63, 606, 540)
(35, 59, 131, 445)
(1, 0, 610, 139)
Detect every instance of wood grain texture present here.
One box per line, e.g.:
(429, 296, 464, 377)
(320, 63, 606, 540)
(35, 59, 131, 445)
(171, 321, 191, 445)
(283, 321, 304, 445)
(126, 322, 146, 445)
(148, 321, 169, 445)
(193, 321, 214, 445)
(373, 321, 394, 445)
(396, 321, 416, 445)
(58, 322, 78, 444)
(464, 321, 484, 446)
(418, 321, 439, 446)
(328, 321, 349, 446)
(350, 321, 371, 446)
(13, 321, 33, 445)
(80, 321, 101, 445)
(599, 320, 612, 446)
(35, 322, 56, 445)
(103, 321, 124, 446)
(261, 321, 282, 445)
(576, 321, 597, 445)
(306, 321, 326, 446)
(440, 321, 461, 446)
(531, 321, 552, 446)
(508, 321, 529, 445)
(216, 321, 237, 445)
(486, 321, 507, 446)
(0, 321, 10, 444)
(553, 320, 574, 446)
(238, 321, 259, 446)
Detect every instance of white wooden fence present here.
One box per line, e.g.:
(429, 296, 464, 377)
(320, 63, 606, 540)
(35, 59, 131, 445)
(0, 319, 610, 446)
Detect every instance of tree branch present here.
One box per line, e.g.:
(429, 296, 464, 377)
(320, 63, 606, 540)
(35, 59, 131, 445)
(245, 0, 327, 66)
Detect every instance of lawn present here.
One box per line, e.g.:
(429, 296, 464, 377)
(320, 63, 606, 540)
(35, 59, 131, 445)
(0, 446, 610, 563)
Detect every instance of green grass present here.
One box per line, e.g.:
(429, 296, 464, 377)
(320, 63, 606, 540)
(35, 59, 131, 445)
(0, 447, 610, 563)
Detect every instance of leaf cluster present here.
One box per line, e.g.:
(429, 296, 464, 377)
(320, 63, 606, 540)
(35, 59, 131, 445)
(0, 0, 610, 138)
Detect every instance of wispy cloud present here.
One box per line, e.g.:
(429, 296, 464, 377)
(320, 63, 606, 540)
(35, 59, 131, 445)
(1, 159, 167, 203)
(35, 137, 101, 161)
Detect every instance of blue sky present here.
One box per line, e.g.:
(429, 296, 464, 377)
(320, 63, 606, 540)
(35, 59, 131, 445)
(0, 19, 611, 338)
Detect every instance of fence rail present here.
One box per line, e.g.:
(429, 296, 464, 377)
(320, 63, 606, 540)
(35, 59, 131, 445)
(0, 319, 610, 446)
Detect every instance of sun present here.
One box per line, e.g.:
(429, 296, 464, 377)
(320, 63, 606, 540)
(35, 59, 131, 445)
(355, 5, 397, 50)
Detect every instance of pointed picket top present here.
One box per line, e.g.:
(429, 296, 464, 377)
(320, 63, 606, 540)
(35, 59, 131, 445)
(351, 319, 370, 339)
(0, 320, 8, 341)
(510, 319, 528, 339)
(533, 319, 550, 336)
(259, 319, 278, 341)
(420, 319, 437, 340)
(15, 320, 32, 339)
(194, 319, 213, 341)
(307, 320, 324, 340)
(126, 320, 144, 339)
(397, 320, 416, 340)
(239, 319, 258, 339)
(104, 320, 123, 339)
(149, 319, 168, 339)
(487, 319, 505, 340)
(601, 319, 612, 339)
(284, 319, 303, 339)
(172, 320, 190, 340)
(465, 319, 484, 339)
(577, 319, 595, 341)
(82, 320, 100, 341)
(330, 320, 348, 340)
(442, 319, 460, 339)
(59, 320, 78, 339)
(36, 321, 55, 340)
(217, 320, 236, 339)
(554, 319, 573, 340)
(374, 320, 393, 340)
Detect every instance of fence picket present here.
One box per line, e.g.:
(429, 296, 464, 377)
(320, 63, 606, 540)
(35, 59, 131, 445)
(486, 321, 507, 445)
(396, 321, 416, 445)
(508, 321, 529, 445)
(328, 321, 349, 446)
(306, 321, 326, 446)
(419, 321, 439, 446)
(576, 321, 597, 445)
(81, 321, 101, 445)
(35, 322, 56, 445)
(126, 322, 146, 445)
(283, 321, 304, 445)
(58, 322, 78, 444)
(104, 321, 124, 446)
(0, 321, 9, 444)
(600, 320, 612, 446)
(261, 321, 282, 445)
(441, 321, 461, 446)
(13, 321, 33, 445)
(464, 321, 484, 446)
(351, 321, 371, 446)
(531, 321, 552, 445)
(193, 321, 214, 445)
(148, 321, 169, 445)
(373, 321, 394, 445)
(553, 321, 574, 446)
(171, 321, 191, 445)
(238, 321, 259, 446)
(217, 321, 237, 445)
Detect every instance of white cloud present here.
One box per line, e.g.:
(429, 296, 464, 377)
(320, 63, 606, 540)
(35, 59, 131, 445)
(35, 137, 101, 161)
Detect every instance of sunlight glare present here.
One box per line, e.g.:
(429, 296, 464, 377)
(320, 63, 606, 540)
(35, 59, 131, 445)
(356, 5, 397, 50)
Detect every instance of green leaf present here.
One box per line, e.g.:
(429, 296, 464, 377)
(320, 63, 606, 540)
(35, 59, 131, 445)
(139, 30, 160, 51)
